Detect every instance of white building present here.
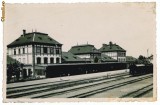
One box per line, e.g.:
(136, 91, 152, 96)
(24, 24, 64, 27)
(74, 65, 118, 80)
(99, 42, 126, 62)
(7, 30, 62, 78)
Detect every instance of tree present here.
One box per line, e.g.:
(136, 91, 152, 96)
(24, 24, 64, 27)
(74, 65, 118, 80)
(137, 55, 152, 64)
(138, 55, 146, 60)
(148, 54, 153, 61)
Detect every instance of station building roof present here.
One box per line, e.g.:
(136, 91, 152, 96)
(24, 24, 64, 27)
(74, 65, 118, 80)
(99, 41, 126, 52)
(101, 54, 117, 62)
(68, 44, 101, 55)
(62, 52, 87, 63)
(7, 30, 62, 48)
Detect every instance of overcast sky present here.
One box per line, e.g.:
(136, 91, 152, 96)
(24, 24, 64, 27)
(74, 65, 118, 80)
(4, 3, 156, 58)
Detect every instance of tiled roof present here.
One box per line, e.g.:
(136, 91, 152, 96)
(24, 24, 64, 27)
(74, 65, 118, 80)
(101, 54, 117, 62)
(7, 31, 62, 47)
(126, 56, 137, 62)
(62, 52, 86, 63)
(99, 42, 126, 52)
(69, 44, 100, 55)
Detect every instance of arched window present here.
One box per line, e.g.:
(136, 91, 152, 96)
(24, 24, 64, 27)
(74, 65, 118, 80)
(37, 57, 41, 64)
(50, 58, 54, 64)
(44, 57, 48, 64)
(56, 57, 60, 64)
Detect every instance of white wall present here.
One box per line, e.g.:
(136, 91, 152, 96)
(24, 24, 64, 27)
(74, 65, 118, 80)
(8, 45, 33, 65)
(8, 44, 62, 65)
(77, 54, 90, 59)
(102, 52, 126, 62)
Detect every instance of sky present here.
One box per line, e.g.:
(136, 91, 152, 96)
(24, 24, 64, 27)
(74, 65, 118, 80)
(4, 3, 156, 58)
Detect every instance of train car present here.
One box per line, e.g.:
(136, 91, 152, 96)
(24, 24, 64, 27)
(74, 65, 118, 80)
(129, 64, 153, 76)
(45, 62, 127, 78)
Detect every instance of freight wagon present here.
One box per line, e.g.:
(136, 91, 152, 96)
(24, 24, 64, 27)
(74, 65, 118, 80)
(129, 64, 153, 76)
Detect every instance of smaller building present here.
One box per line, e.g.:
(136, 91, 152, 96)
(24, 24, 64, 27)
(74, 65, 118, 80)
(99, 41, 126, 62)
(68, 44, 101, 63)
(62, 52, 87, 63)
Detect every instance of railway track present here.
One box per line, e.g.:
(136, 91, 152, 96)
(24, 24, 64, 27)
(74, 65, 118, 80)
(7, 72, 129, 98)
(7, 73, 152, 98)
(120, 84, 153, 98)
(68, 75, 152, 98)
(32, 74, 152, 98)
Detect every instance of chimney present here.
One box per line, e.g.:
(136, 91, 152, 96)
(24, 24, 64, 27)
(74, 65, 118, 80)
(23, 29, 26, 35)
(109, 41, 112, 49)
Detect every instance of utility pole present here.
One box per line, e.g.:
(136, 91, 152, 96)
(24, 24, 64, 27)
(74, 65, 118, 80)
(147, 49, 149, 58)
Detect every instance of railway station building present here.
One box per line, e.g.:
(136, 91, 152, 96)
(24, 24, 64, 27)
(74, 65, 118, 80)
(68, 44, 101, 63)
(99, 41, 126, 62)
(7, 30, 62, 78)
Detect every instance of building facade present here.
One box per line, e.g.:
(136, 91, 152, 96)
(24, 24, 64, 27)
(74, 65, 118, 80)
(68, 44, 101, 63)
(99, 42, 126, 62)
(7, 30, 62, 77)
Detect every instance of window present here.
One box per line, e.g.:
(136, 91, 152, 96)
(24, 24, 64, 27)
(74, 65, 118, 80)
(56, 49, 60, 54)
(23, 58, 25, 64)
(36, 46, 41, 54)
(18, 48, 21, 54)
(23, 48, 25, 54)
(28, 69, 32, 77)
(44, 57, 48, 64)
(14, 49, 16, 55)
(37, 57, 41, 64)
(50, 47, 54, 54)
(50, 58, 54, 64)
(56, 58, 60, 63)
(43, 47, 48, 54)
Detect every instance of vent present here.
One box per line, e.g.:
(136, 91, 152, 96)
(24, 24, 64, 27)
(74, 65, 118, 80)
(48, 38, 52, 41)
(73, 56, 77, 59)
(64, 56, 68, 59)
(16, 39, 19, 41)
(38, 37, 42, 40)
